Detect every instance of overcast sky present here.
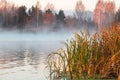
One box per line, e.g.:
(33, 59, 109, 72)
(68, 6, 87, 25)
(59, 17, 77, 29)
(7, 0, 120, 11)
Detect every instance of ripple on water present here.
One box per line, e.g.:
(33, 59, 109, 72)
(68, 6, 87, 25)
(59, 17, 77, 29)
(0, 41, 63, 80)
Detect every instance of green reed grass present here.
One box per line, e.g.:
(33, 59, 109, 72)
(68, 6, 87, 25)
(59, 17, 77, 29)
(47, 23, 120, 80)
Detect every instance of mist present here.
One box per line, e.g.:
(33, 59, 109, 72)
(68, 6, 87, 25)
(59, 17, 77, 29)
(0, 29, 72, 42)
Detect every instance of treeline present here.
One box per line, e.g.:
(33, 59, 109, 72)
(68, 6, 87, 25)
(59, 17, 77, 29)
(0, 0, 120, 31)
(0, 0, 94, 31)
(0, 0, 83, 30)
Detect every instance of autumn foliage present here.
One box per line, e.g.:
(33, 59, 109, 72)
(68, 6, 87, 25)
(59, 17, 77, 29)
(93, 0, 116, 30)
(0, 0, 119, 31)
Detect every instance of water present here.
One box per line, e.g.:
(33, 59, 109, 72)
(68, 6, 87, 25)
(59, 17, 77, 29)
(0, 28, 94, 80)
(0, 40, 64, 80)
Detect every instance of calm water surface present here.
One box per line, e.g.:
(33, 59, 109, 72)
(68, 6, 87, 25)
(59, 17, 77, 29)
(0, 28, 92, 80)
(0, 41, 63, 80)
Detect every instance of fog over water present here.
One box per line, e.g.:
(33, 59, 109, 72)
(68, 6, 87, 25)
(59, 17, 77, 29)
(0, 32, 71, 41)
(0, 24, 96, 41)
(0, 26, 96, 80)
(0, 28, 76, 80)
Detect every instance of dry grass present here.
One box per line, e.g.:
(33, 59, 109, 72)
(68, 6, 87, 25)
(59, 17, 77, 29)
(47, 23, 120, 80)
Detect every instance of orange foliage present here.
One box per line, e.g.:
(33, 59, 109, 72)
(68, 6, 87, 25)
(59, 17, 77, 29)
(93, 0, 104, 27)
(93, 0, 115, 29)
(43, 11, 55, 26)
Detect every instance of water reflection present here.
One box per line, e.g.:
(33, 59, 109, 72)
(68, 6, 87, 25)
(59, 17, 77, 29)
(0, 41, 63, 80)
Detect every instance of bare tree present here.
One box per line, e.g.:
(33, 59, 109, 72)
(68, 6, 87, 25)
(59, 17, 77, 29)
(93, 0, 104, 30)
(75, 0, 85, 21)
(35, 1, 41, 28)
(104, 1, 115, 26)
(45, 3, 54, 11)
(93, 0, 116, 30)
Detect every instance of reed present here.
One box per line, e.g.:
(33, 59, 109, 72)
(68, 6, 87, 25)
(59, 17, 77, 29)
(47, 23, 120, 80)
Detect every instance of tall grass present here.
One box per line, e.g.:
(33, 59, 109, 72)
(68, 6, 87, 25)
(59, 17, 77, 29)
(47, 23, 120, 80)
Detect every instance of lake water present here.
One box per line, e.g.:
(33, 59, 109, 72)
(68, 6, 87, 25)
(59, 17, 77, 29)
(0, 41, 64, 80)
(0, 27, 95, 80)
(0, 30, 73, 80)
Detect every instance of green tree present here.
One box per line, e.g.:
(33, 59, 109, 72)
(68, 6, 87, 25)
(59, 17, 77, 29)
(58, 10, 66, 24)
(115, 8, 120, 22)
(28, 1, 43, 27)
(17, 6, 27, 29)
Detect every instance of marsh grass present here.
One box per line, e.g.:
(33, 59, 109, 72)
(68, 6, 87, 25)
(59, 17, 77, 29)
(47, 23, 120, 80)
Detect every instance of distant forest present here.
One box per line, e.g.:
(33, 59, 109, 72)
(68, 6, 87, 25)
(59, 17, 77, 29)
(0, 0, 120, 31)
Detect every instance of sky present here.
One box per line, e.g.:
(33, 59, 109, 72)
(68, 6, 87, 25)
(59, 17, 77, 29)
(7, 0, 120, 11)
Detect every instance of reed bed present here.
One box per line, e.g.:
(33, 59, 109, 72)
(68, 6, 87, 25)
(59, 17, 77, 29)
(47, 23, 120, 80)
